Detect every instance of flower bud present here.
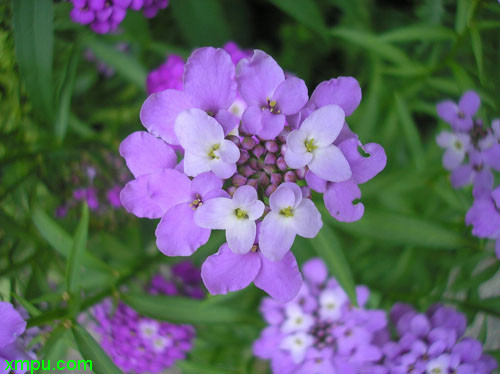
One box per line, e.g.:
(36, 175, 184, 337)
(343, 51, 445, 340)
(249, 158, 259, 170)
(257, 172, 270, 187)
(264, 153, 276, 165)
(270, 173, 282, 186)
(301, 186, 311, 199)
(240, 165, 256, 177)
(284, 171, 296, 183)
(253, 144, 265, 158)
(264, 205, 271, 215)
(295, 167, 307, 180)
(263, 164, 277, 175)
(265, 184, 277, 197)
(276, 156, 287, 171)
(278, 128, 290, 143)
(241, 136, 256, 150)
(280, 143, 288, 155)
(265, 140, 279, 153)
(247, 178, 259, 189)
(232, 174, 247, 187)
(227, 135, 241, 147)
(226, 186, 236, 196)
(237, 149, 250, 165)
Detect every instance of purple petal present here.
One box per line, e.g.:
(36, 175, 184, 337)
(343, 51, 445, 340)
(119, 131, 177, 178)
(120, 176, 164, 219)
(227, 220, 257, 254)
(236, 50, 284, 106)
(258, 111, 286, 140)
(459, 90, 480, 116)
(273, 77, 308, 115)
(184, 47, 236, 112)
(300, 105, 346, 147)
(291, 198, 322, 238)
(492, 186, 500, 208)
(443, 147, 465, 170)
(259, 212, 296, 261)
(0, 302, 26, 348)
(147, 169, 192, 211)
(210, 158, 237, 179)
(483, 144, 500, 171)
(473, 169, 494, 198)
(191, 172, 224, 198)
(436, 100, 458, 124)
(305, 171, 327, 193)
(218, 139, 240, 163)
(253, 326, 282, 359)
(410, 314, 431, 337)
(309, 77, 362, 116)
(194, 197, 235, 229)
(241, 105, 264, 136)
(284, 149, 312, 169)
(324, 181, 364, 222)
(155, 203, 210, 256)
(450, 164, 474, 188)
(302, 258, 328, 285)
(309, 145, 352, 182)
(338, 138, 387, 184)
(233, 185, 257, 206)
(201, 244, 261, 295)
(436, 131, 454, 148)
(452, 338, 482, 363)
(140, 89, 193, 145)
(215, 109, 239, 135)
(269, 183, 298, 211)
(466, 197, 500, 238)
(254, 251, 302, 302)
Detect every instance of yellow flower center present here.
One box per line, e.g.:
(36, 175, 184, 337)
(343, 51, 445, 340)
(208, 143, 220, 159)
(304, 138, 317, 152)
(235, 208, 249, 219)
(279, 206, 294, 217)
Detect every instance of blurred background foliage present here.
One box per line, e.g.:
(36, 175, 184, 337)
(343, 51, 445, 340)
(1, 0, 500, 372)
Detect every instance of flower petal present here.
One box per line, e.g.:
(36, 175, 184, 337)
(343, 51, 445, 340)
(450, 164, 473, 188)
(233, 185, 257, 205)
(120, 176, 164, 219)
(284, 149, 312, 169)
(254, 251, 302, 303)
(119, 131, 177, 178)
(184, 47, 236, 112)
(0, 302, 26, 348)
(258, 111, 285, 140)
(194, 197, 235, 229)
(305, 171, 327, 193)
(236, 50, 284, 106)
(483, 144, 500, 172)
(287, 129, 308, 153)
(308, 145, 352, 182)
(300, 105, 345, 147)
(147, 169, 192, 211)
(155, 203, 210, 256)
(302, 258, 328, 285)
(338, 138, 387, 184)
(291, 198, 323, 237)
(191, 172, 224, 198)
(215, 109, 239, 135)
(436, 131, 454, 148)
(324, 181, 365, 222)
(183, 152, 211, 177)
(273, 77, 308, 115)
(309, 77, 362, 116)
(259, 212, 296, 261)
(269, 183, 297, 212)
(201, 244, 261, 295)
(436, 100, 458, 124)
(140, 89, 193, 145)
(443, 147, 465, 170)
(227, 219, 257, 254)
(459, 90, 480, 116)
(241, 105, 264, 136)
(219, 139, 240, 163)
(209, 158, 237, 179)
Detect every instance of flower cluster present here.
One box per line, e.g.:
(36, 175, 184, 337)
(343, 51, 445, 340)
(253, 258, 389, 373)
(120, 45, 386, 302)
(56, 151, 128, 218)
(380, 303, 497, 374)
(91, 262, 200, 373)
(436, 91, 500, 258)
(69, 0, 168, 34)
(0, 302, 38, 370)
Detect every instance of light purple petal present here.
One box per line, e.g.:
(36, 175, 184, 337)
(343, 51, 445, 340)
(227, 220, 257, 254)
(305, 171, 327, 193)
(140, 89, 193, 145)
(253, 326, 282, 359)
(300, 105, 345, 147)
(147, 169, 192, 211)
(493, 186, 500, 208)
(309, 145, 352, 182)
(459, 90, 480, 116)
(201, 244, 261, 295)
(450, 164, 473, 188)
(0, 302, 26, 348)
(155, 203, 210, 256)
(258, 111, 285, 140)
(120, 176, 164, 219)
(269, 183, 298, 211)
(241, 105, 264, 136)
(324, 181, 364, 222)
(191, 172, 224, 198)
(273, 77, 308, 115)
(443, 147, 465, 170)
(175, 108, 224, 155)
(119, 131, 177, 178)
(184, 47, 236, 111)
(436, 100, 458, 124)
(183, 152, 211, 176)
(291, 198, 322, 238)
(218, 139, 240, 163)
(254, 251, 302, 302)
(284, 149, 312, 169)
(302, 258, 328, 285)
(259, 212, 296, 261)
(215, 109, 239, 135)
(287, 129, 308, 153)
(194, 197, 235, 229)
(309, 77, 362, 116)
(233, 185, 257, 206)
(236, 50, 284, 106)
(473, 169, 494, 198)
(483, 144, 500, 171)
(338, 138, 387, 184)
(436, 131, 454, 148)
(209, 158, 237, 179)
(466, 197, 500, 238)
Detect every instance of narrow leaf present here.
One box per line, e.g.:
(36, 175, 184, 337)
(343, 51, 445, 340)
(269, 0, 327, 36)
(395, 94, 425, 170)
(379, 25, 456, 43)
(470, 26, 484, 84)
(72, 324, 122, 374)
(66, 203, 89, 293)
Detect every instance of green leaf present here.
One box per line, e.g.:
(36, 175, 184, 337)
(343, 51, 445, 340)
(122, 293, 259, 325)
(331, 28, 410, 65)
(178, 361, 234, 374)
(12, 0, 54, 121)
(269, 0, 327, 36)
(66, 203, 89, 293)
(55, 44, 80, 141)
(395, 94, 425, 170)
(455, 0, 469, 34)
(72, 324, 122, 374)
(470, 26, 484, 85)
(171, 0, 231, 47)
(330, 211, 472, 250)
(309, 225, 358, 306)
(34, 327, 69, 373)
(379, 24, 456, 43)
(83, 36, 146, 89)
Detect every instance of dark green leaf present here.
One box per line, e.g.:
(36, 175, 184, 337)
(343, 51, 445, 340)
(66, 203, 89, 293)
(470, 26, 484, 84)
(269, 0, 327, 36)
(395, 94, 425, 170)
(379, 24, 456, 43)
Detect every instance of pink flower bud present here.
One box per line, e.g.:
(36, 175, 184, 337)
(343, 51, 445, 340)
(277, 156, 287, 171)
(241, 137, 256, 150)
(295, 167, 307, 179)
(232, 174, 247, 186)
(253, 144, 265, 158)
(263, 165, 277, 174)
(270, 173, 282, 186)
(227, 135, 241, 147)
(226, 186, 236, 196)
(280, 144, 288, 155)
(284, 171, 296, 183)
(247, 178, 259, 189)
(249, 158, 259, 170)
(257, 172, 270, 187)
(237, 149, 250, 165)
(265, 184, 277, 197)
(264, 153, 276, 165)
(240, 165, 256, 177)
(265, 140, 279, 153)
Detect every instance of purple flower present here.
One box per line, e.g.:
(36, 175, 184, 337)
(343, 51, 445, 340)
(436, 131, 471, 171)
(260, 183, 322, 261)
(437, 90, 481, 131)
(237, 50, 308, 140)
(146, 54, 184, 95)
(195, 185, 264, 253)
(106, 185, 122, 208)
(223, 41, 252, 66)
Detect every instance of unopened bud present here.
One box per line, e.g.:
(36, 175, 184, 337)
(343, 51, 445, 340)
(240, 165, 256, 177)
(278, 128, 290, 143)
(227, 135, 241, 147)
(241, 137, 256, 150)
(264, 153, 276, 165)
(237, 149, 250, 165)
(301, 186, 311, 199)
(280, 143, 288, 155)
(249, 158, 259, 170)
(270, 173, 282, 186)
(295, 167, 307, 179)
(277, 156, 287, 171)
(253, 144, 265, 158)
(232, 174, 247, 186)
(226, 186, 236, 196)
(247, 178, 259, 189)
(257, 172, 270, 187)
(265, 140, 279, 153)
(263, 164, 277, 174)
(265, 184, 277, 197)
(284, 171, 296, 183)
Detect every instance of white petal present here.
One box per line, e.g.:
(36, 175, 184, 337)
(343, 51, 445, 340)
(284, 149, 312, 169)
(309, 145, 352, 182)
(287, 129, 308, 153)
(183, 152, 211, 177)
(226, 220, 256, 254)
(218, 139, 240, 163)
(259, 212, 296, 261)
(194, 197, 235, 229)
(291, 198, 322, 238)
(300, 105, 345, 147)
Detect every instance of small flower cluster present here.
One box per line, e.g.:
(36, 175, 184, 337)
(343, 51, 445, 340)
(0, 302, 38, 369)
(380, 303, 497, 373)
(253, 258, 389, 373)
(91, 262, 200, 373)
(436, 91, 500, 258)
(120, 45, 386, 302)
(69, 0, 168, 34)
(56, 151, 128, 218)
